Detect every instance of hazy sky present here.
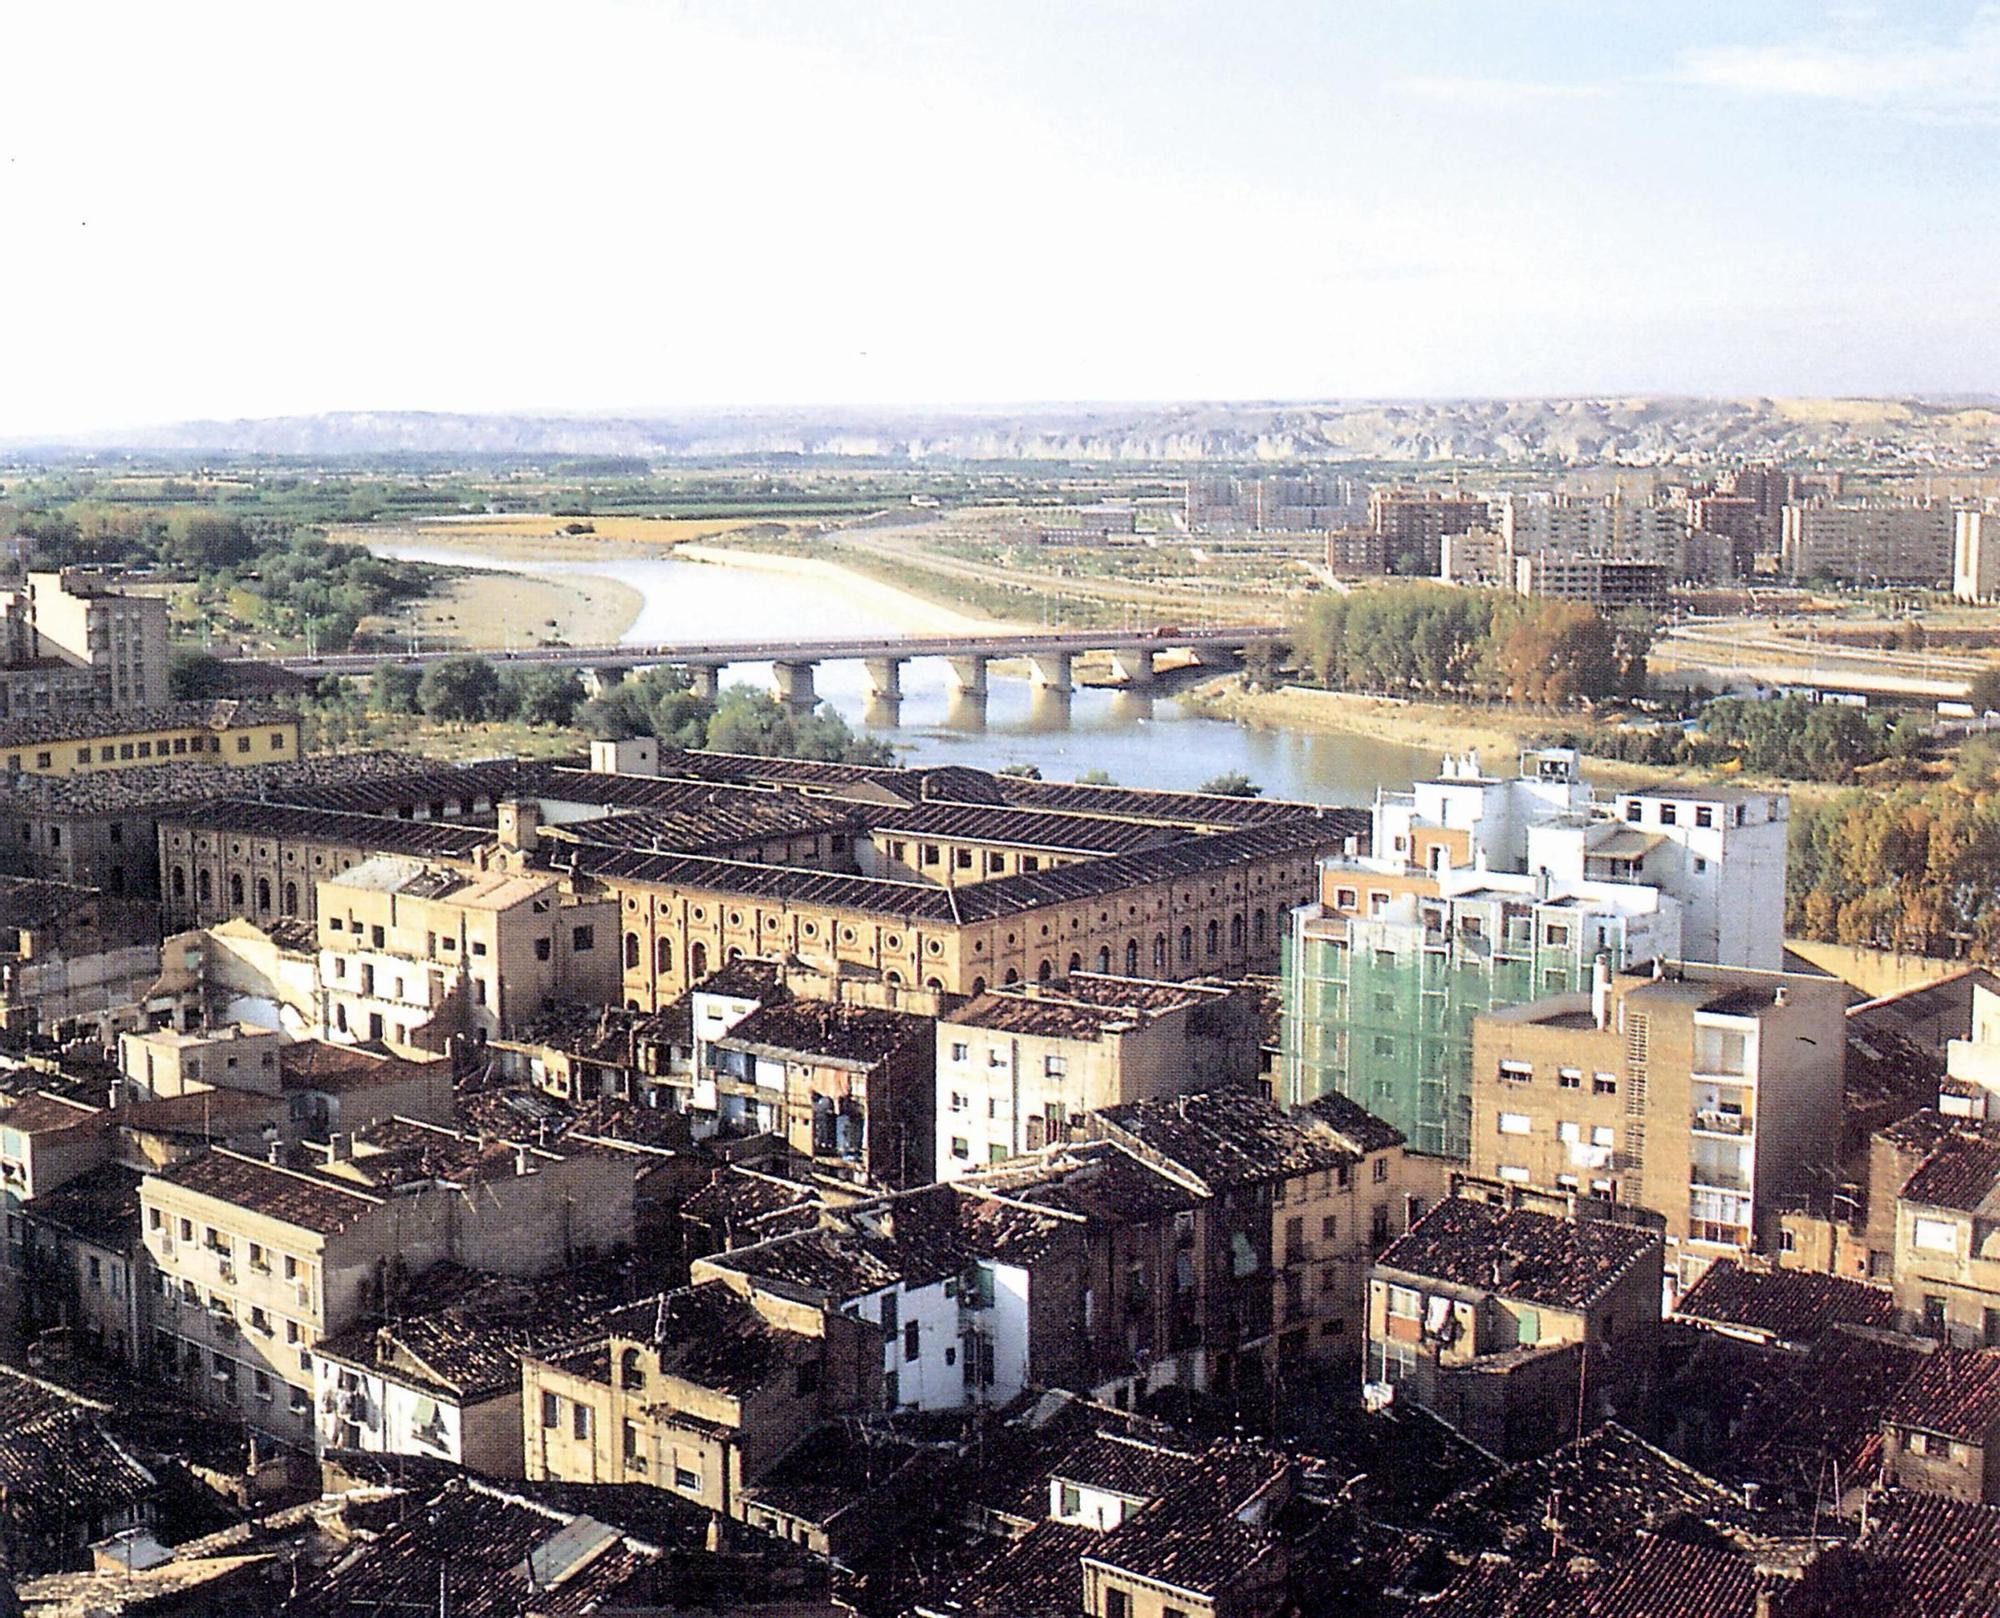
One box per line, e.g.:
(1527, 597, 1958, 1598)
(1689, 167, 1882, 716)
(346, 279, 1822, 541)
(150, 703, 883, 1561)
(4, 1, 1997, 436)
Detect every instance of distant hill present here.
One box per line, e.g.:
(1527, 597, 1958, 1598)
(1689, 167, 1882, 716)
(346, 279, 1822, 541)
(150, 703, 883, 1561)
(22, 397, 2000, 466)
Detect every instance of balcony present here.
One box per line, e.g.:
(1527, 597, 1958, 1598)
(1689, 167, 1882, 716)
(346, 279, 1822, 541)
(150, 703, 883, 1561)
(1692, 1110, 1754, 1138)
(1690, 1165, 1752, 1193)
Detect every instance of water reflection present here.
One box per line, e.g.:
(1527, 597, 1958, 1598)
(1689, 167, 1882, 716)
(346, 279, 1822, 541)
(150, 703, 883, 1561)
(365, 541, 1433, 804)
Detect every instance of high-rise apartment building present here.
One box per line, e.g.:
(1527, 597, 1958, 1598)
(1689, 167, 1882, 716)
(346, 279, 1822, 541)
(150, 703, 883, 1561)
(1186, 474, 1361, 533)
(1279, 751, 1788, 1158)
(1954, 510, 2000, 605)
(1368, 490, 1491, 577)
(0, 570, 170, 718)
(1469, 959, 1846, 1293)
(1781, 501, 1954, 585)
(1495, 495, 1695, 574)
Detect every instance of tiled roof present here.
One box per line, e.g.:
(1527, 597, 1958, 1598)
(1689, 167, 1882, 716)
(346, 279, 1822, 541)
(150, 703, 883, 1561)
(1901, 1134, 2000, 1211)
(1081, 1440, 1290, 1599)
(681, 1165, 822, 1239)
(716, 998, 931, 1066)
(962, 1141, 1202, 1223)
(281, 1476, 666, 1618)
(1429, 1422, 1746, 1562)
(1094, 1089, 1361, 1191)
(151, 1148, 382, 1235)
(4, 748, 439, 818)
(170, 799, 495, 858)
(315, 1260, 642, 1399)
(553, 1280, 796, 1399)
(866, 798, 1184, 856)
(691, 957, 790, 1001)
(20, 1161, 142, 1249)
(1674, 1260, 1899, 1345)
(0, 697, 297, 750)
(1885, 1347, 2000, 1442)
(1376, 1198, 1661, 1314)
(0, 1365, 156, 1546)
(945, 974, 1219, 1040)
(0, 1088, 102, 1135)
(1849, 1490, 2000, 1618)
(545, 788, 868, 856)
(1424, 1530, 1784, 1618)
(931, 1518, 1101, 1617)
(1293, 1089, 1407, 1155)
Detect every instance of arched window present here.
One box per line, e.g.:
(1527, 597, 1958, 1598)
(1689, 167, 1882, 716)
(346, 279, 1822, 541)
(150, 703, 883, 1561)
(1004, 968, 1020, 985)
(1125, 940, 1139, 975)
(624, 933, 640, 970)
(656, 937, 672, 973)
(690, 942, 708, 980)
(256, 877, 271, 913)
(198, 869, 212, 903)
(171, 866, 186, 900)
(969, 976, 986, 996)
(726, 946, 742, 962)
(283, 881, 298, 916)
(1037, 959, 1053, 982)
(1206, 920, 1219, 956)
(925, 976, 943, 990)
(1096, 946, 1112, 974)
(1178, 926, 1193, 964)
(620, 1348, 645, 1390)
(228, 873, 244, 908)
(1067, 952, 1082, 974)
(1254, 908, 1267, 945)
(1152, 934, 1167, 973)
(1230, 914, 1244, 950)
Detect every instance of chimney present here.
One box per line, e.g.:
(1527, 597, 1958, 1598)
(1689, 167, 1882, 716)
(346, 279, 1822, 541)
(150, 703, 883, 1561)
(1773, 985, 1788, 1007)
(1591, 953, 1612, 1030)
(513, 1145, 532, 1177)
(328, 1132, 353, 1163)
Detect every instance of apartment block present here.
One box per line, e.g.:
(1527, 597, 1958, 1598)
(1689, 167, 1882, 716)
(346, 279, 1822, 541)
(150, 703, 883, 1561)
(934, 974, 1259, 1179)
(140, 1121, 636, 1446)
(1280, 751, 1788, 1157)
(1470, 960, 1847, 1292)
(0, 569, 169, 718)
(1955, 510, 2000, 605)
(1496, 494, 1692, 569)
(1781, 501, 1954, 584)
(1369, 489, 1491, 576)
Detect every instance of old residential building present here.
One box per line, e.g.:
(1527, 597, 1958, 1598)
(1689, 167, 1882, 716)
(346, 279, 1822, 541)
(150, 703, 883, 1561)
(1367, 1188, 1664, 1458)
(140, 1120, 636, 1447)
(0, 878, 162, 1044)
(317, 849, 616, 1050)
(1893, 1119, 2000, 1347)
(520, 1279, 881, 1512)
(935, 975, 1260, 1178)
(1880, 1347, 2000, 1504)
(1471, 960, 1847, 1292)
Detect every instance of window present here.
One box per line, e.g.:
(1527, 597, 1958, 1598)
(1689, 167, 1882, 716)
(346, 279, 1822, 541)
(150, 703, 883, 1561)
(795, 1360, 820, 1396)
(534, 938, 551, 962)
(1913, 1218, 1959, 1254)
(1499, 1060, 1533, 1084)
(1386, 1285, 1420, 1318)
(1372, 1157, 1388, 1183)
(1590, 1125, 1615, 1148)
(904, 1321, 920, 1361)
(1499, 1165, 1531, 1183)
(879, 1291, 898, 1334)
(573, 1403, 591, 1441)
(572, 924, 594, 951)
(1558, 1120, 1581, 1144)
(950, 1042, 969, 1062)
(951, 1137, 969, 1160)
(1498, 1112, 1531, 1136)
(1044, 1055, 1066, 1079)
(1321, 1214, 1337, 1241)
(1592, 1074, 1618, 1096)
(541, 1391, 559, 1429)
(674, 1463, 701, 1492)
(1659, 803, 1677, 826)
(1558, 1068, 1582, 1089)
(236, 734, 251, 753)
(883, 1371, 899, 1407)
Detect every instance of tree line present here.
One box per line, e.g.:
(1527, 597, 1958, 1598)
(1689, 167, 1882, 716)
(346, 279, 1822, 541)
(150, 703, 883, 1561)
(1293, 585, 1652, 705)
(1563, 697, 1924, 783)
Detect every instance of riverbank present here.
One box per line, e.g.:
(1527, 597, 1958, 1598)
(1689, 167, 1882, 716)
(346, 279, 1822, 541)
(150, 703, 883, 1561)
(1182, 675, 1807, 793)
(671, 543, 1029, 635)
(388, 566, 646, 650)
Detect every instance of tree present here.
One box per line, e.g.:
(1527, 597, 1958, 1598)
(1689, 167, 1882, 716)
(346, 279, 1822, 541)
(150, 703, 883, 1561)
(163, 510, 255, 570)
(501, 666, 585, 728)
(998, 763, 1043, 779)
(416, 656, 503, 723)
(1198, 771, 1262, 798)
(1967, 666, 2000, 715)
(1077, 769, 1117, 785)
(168, 648, 232, 700)
(371, 662, 423, 715)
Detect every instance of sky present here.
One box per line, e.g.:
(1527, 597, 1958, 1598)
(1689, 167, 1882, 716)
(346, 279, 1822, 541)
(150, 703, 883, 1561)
(2, 0, 1997, 437)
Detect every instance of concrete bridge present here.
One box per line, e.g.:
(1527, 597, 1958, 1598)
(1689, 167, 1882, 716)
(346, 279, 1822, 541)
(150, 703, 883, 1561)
(274, 625, 1287, 713)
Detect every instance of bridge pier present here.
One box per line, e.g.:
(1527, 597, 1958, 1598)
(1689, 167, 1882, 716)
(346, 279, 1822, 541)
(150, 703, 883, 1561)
(863, 657, 905, 702)
(1027, 683, 1072, 729)
(861, 694, 903, 729)
(581, 666, 628, 698)
(1027, 651, 1072, 691)
(943, 689, 988, 732)
(773, 660, 818, 715)
(1109, 649, 1157, 687)
(1189, 642, 1238, 667)
(946, 655, 989, 697)
(683, 664, 722, 700)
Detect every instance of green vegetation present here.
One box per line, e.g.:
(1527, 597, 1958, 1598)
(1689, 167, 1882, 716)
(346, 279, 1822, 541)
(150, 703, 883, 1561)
(1788, 742, 2000, 958)
(573, 665, 895, 765)
(1293, 584, 1651, 705)
(1198, 771, 1262, 798)
(1563, 697, 1925, 783)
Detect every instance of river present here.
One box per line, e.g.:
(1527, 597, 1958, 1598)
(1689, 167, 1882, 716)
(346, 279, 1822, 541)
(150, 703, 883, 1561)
(371, 542, 1432, 806)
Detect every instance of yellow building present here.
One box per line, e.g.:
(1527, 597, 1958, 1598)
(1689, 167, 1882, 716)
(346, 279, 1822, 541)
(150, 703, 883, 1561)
(0, 699, 299, 778)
